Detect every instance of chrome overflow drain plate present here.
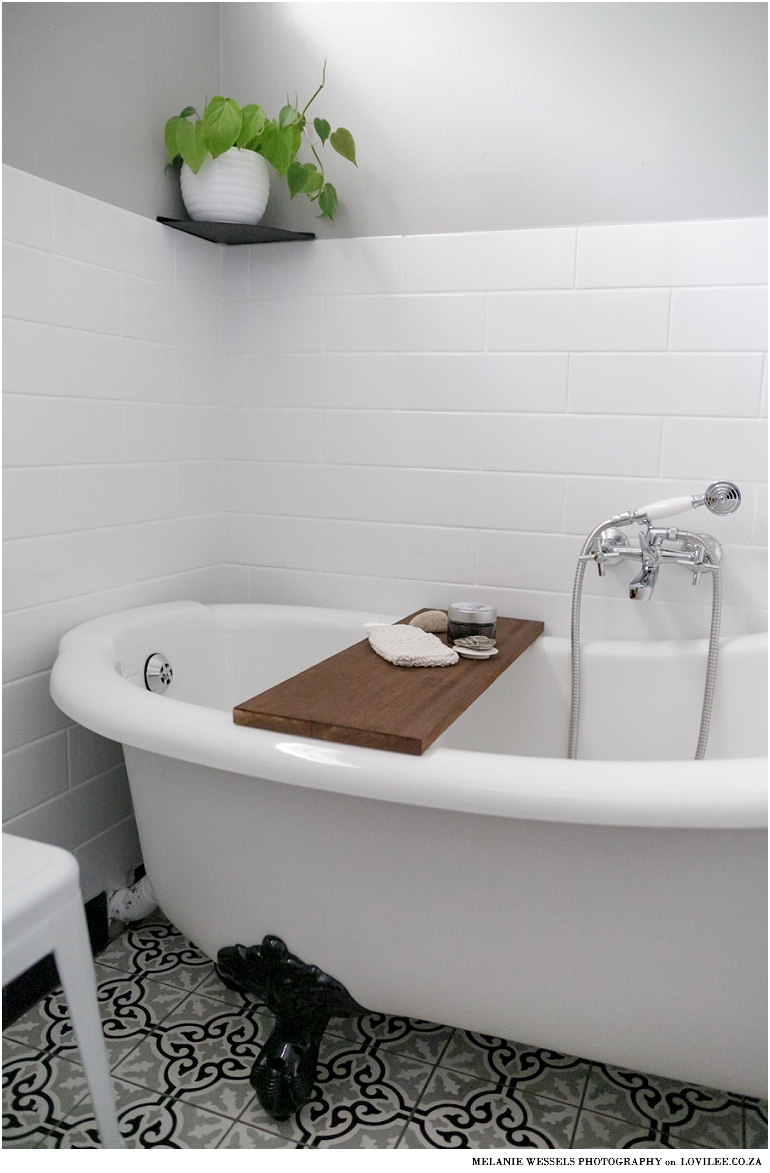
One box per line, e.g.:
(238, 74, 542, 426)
(144, 653, 173, 694)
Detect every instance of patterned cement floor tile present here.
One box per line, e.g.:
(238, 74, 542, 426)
(745, 1099, 768, 1148)
(112, 992, 271, 1121)
(96, 910, 171, 970)
(325, 1011, 454, 1066)
(3, 965, 188, 1071)
(191, 965, 267, 1011)
(2, 1039, 90, 1149)
(218, 1121, 302, 1148)
(6, 915, 762, 1152)
(236, 1034, 435, 1147)
(36, 1078, 232, 1148)
(3, 1037, 38, 1063)
(97, 913, 215, 992)
(583, 1064, 744, 1148)
(3, 1129, 48, 1149)
(310, 1120, 406, 1149)
(403, 1065, 577, 1148)
(437, 1031, 591, 1106)
(572, 1109, 698, 1149)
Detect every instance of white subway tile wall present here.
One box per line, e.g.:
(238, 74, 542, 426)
(2, 166, 223, 899)
(223, 216, 766, 639)
(575, 219, 768, 289)
(3, 162, 767, 902)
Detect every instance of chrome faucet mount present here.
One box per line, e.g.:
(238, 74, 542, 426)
(585, 520, 722, 601)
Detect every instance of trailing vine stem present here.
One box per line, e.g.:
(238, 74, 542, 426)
(302, 60, 327, 116)
(305, 138, 326, 201)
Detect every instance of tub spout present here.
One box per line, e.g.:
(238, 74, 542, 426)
(628, 563, 658, 600)
(628, 530, 659, 600)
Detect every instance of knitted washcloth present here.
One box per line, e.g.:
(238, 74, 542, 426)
(367, 624, 459, 668)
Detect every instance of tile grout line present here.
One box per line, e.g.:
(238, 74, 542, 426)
(568, 1060, 595, 1148)
(394, 1028, 456, 1147)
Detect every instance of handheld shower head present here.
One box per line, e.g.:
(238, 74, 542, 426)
(632, 482, 741, 523)
(696, 482, 742, 516)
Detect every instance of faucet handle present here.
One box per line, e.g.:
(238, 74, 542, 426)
(593, 527, 629, 575)
(637, 529, 653, 558)
(683, 536, 721, 586)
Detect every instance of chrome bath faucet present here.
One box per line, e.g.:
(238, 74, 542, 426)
(569, 481, 742, 760)
(582, 482, 741, 601)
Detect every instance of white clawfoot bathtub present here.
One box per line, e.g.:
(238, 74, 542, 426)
(50, 602, 767, 1097)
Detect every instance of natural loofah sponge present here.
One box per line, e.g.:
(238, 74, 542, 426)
(408, 609, 448, 633)
(367, 624, 459, 668)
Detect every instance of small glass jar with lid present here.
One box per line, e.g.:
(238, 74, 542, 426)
(447, 602, 497, 643)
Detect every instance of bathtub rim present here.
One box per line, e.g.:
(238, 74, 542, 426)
(49, 601, 768, 831)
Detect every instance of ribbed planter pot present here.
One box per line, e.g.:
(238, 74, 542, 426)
(180, 147, 270, 224)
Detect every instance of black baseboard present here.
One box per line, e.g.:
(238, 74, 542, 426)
(2, 890, 109, 1029)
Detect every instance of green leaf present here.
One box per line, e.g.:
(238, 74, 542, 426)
(176, 118, 209, 173)
(287, 162, 309, 199)
(164, 116, 182, 164)
(278, 104, 300, 129)
(302, 165, 323, 194)
(236, 104, 266, 147)
(258, 121, 299, 176)
(287, 162, 324, 198)
(178, 106, 197, 119)
(313, 118, 331, 144)
(318, 182, 338, 220)
(330, 127, 357, 166)
(202, 96, 242, 158)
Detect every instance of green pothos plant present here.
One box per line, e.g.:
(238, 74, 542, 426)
(164, 64, 356, 220)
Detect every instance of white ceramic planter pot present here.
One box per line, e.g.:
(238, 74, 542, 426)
(180, 147, 270, 224)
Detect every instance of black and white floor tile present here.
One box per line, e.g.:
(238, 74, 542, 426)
(3, 911, 766, 1150)
(4, 964, 189, 1070)
(402, 1068, 578, 1148)
(3, 1039, 90, 1148)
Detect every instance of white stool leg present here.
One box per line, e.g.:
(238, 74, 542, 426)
(53, 896, 124, 1149)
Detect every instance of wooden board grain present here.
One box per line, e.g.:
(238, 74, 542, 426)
(233, 612, 544, 755)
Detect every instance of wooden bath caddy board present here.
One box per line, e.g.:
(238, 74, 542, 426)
(233, 612, 544, 755)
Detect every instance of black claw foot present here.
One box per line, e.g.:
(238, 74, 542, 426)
(217, 935, 365, 1119)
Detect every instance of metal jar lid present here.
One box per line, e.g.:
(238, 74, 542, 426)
(447, 602, 497, 625)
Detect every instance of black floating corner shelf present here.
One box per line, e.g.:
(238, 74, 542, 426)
(157, 217, 315, 245)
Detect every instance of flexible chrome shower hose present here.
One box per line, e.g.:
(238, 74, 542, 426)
(568, 522, 722, 761)
(568, 517, 615, 761)
(678, 529, 723, 761)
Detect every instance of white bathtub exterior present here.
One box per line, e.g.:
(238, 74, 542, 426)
(50, 602, 767, 1097)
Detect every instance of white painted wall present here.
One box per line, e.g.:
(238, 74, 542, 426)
(3, 4, 765, 236)
(2, 2, 220, 220)
(222, 2, 768, 237)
